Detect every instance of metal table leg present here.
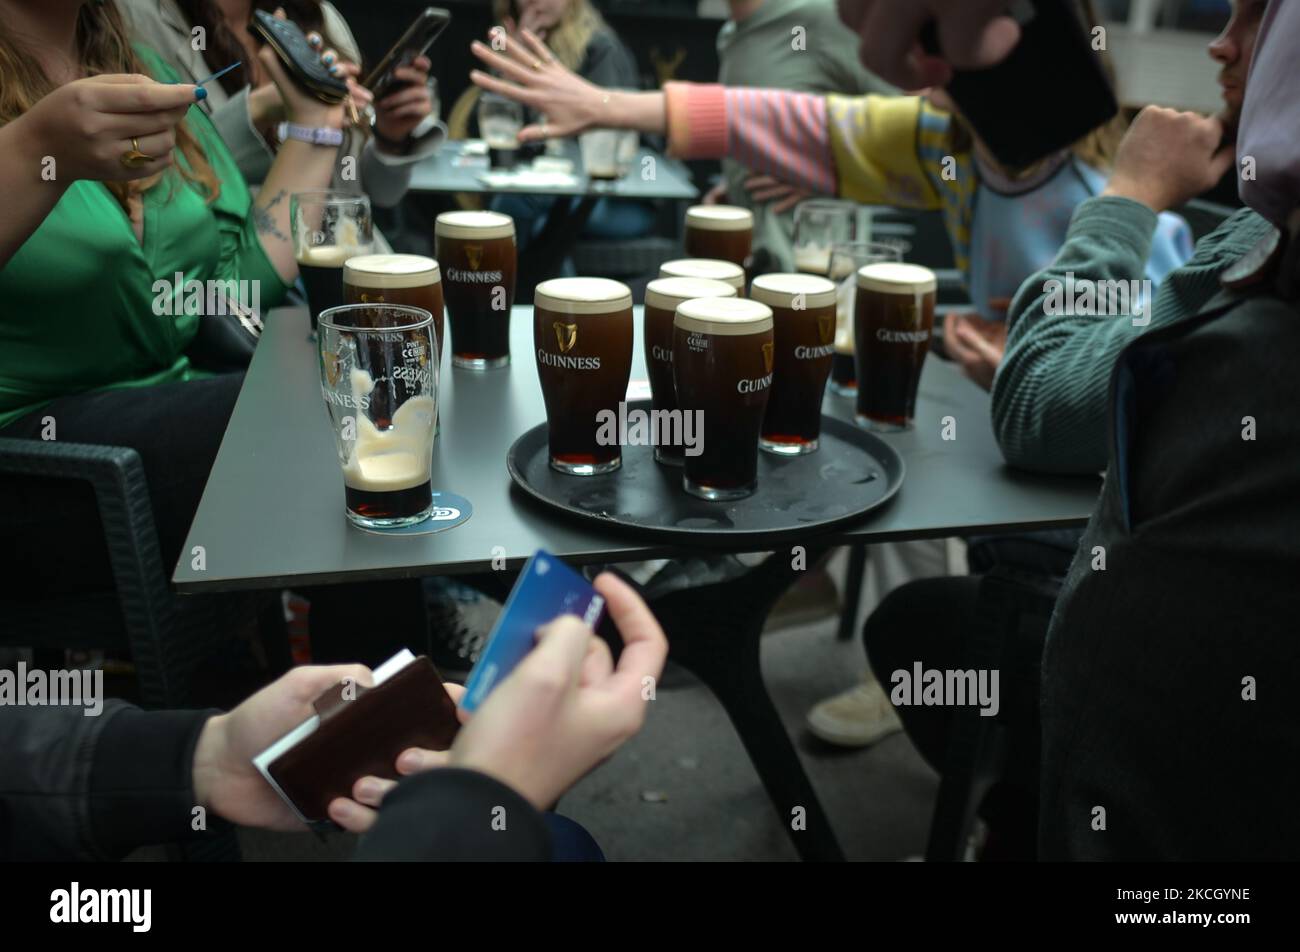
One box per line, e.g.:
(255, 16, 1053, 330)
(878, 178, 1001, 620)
(614, 547, 846, 862)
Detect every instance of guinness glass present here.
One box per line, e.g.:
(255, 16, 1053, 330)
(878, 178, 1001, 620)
(854, 262, 937, 431)
(643, 277, 737, 466)
(479, 92, 524, 169)
(673, 297, 774, 501)
(435, 210, 517, 369)
(344, 254, 444, 364)
(684, 205, 754, 273)
(291, 191, 373, 331)
(534, 277, 634, 475)
(793, 199, 858, 276)
(751, 273, 837, 455)
(658, 258, 746, 294)
(828, 242, 903, 396)
(317, 303, 438, 529)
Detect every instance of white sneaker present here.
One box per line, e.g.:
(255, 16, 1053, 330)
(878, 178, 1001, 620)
(806, 678, 903, 748)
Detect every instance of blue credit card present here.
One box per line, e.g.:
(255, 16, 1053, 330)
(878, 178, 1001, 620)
(460, 550, 606, 713)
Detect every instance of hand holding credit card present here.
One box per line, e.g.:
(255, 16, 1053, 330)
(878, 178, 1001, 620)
(460, 550, 606, 712)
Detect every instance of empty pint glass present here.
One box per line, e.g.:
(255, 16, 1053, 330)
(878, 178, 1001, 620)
(673, 297, 774, 501)
(318, 304, 438, 529)
(853, 262, 937, 431)
(534, 277, 634, 475)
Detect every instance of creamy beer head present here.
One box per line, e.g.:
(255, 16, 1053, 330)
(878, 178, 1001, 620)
(533, 278, 635, 476)
(659, 258, 746, 292)
(645, 277, 737, 311)
(674, 296, 773, 336)
(435, 212, 517, 368)
(344, 253, 440, 288)
(856, 262, 938, 296)
(750, 273, 837, 311)
(685, 205, 754, 231)
(854, 262, 937, 431)
(434, 209, 516, 240)
(534, 276, 633, 314)
(298, 245, 359, 267)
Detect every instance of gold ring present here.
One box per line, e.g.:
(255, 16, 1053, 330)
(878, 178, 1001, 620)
(120, 137, 154, 169)
(530, 58, 542, 71)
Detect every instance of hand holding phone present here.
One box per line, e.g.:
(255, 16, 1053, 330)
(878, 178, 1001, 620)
(364, 6, 451, 101)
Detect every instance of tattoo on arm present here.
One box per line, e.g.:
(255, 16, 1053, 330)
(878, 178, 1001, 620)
(254, 189, 288, 241)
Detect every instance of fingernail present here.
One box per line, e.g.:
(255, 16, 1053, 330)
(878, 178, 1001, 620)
(194, 86, 207, 101)
(329, 65, 341, 76)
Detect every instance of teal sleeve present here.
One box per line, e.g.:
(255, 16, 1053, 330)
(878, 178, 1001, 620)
(992, 196, 1158, 475)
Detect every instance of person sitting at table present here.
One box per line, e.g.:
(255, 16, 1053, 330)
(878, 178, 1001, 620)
(484, 0, 655, 271)
(0, 572, 669, 861)
(467, 0, 1195, 754)
(0, 1, 340, 638)
(119, 0, 442, 221)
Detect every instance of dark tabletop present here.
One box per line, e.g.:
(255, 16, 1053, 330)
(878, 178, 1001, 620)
(409, 139, 699, 200)
(172, 307, 1100, 593)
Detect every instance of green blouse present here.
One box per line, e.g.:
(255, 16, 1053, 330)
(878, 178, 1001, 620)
(0, 47, 292, 429)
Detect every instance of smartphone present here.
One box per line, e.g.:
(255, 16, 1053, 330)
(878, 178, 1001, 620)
(363, 6, 451, 101)
(922, 0, 1118, 169)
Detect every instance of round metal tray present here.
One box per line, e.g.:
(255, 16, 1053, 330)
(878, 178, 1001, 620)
(506, 401, 904, 544)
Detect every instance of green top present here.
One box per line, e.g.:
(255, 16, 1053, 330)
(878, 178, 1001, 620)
(0, 47, 292, 430)
(716, 0, 893, 272)
(993, 196, 1274, 475)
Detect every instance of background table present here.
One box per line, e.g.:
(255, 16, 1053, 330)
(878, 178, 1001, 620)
(175, 306, 1099, 861)
(409, 140, 698, 293)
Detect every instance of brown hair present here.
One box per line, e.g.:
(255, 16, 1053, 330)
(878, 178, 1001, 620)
(492, 0, 608, 73)
(174, 0, 334, 97)
(0, 1, 221, 210)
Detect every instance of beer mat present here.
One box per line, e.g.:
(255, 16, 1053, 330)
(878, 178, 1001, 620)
(505, 401, 904, 544)
(350, 491, 473, 537)
(478, 170, 582, 189)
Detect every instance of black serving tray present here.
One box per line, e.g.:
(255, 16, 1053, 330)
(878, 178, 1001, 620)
(506, 400, 904, 544)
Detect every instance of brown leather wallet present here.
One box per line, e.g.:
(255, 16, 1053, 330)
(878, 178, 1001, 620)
(260, 655, 461, 824)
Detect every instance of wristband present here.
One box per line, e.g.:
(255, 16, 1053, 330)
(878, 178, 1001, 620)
(277, 122, 344, 147)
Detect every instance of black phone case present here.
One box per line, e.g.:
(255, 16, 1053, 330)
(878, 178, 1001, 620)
(364, 7, 451, 100)
(923, 0, 1118, 169)
(252, 9, 349, 105)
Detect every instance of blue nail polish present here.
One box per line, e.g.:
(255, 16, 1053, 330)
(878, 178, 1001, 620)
(194, 86, 207, 101)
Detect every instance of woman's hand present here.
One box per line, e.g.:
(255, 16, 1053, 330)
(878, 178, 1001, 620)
(372, 56, 434, 145)
(470, 27, 608, 142)
(19, 74, 198, 183)
(943, 310, 1007, 392)
(745, 174, 812, 214)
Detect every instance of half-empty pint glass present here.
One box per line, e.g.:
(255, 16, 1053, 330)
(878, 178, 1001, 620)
(853, 262, 937, 431)
(434, 210, 517, 369)
(534, 277, 634, 475)
(673, 297, 774, 501)
(658, 258, 746, 294)
(643, 276, 737, 466)
(683, 205, 754, 273)
(292, 190, 373, 331)
(751, 273, 837, 455)
(344, 253, 444, 364)
(318, 304, 438, 529)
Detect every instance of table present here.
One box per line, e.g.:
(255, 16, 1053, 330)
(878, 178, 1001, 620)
(409, 139, 699, 291)
(175, 306, 1099, 860)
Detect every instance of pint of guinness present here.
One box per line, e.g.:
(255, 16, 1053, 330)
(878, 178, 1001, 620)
(672, 297, 774, 501)
(344, 254, 444, 364)
(643, 277, 737, 465)
(751, 273, 837, 455)
(317, 303, 438, 529)
(534, 277, 634, 475)
(659, 258, 746, 295)
(434, 210, 517, 369)
(684, 206, 754, 274)
(853, 262, 937, 431)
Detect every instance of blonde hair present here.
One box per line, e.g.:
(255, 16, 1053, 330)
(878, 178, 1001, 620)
(493, 0, 607, 73)
(0, 1, 221, 211)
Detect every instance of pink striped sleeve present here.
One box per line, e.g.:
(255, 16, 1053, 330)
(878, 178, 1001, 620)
(664, 82, 837, 195)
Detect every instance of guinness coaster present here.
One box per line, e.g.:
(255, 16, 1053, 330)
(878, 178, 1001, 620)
(352, 491, 473, 536)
